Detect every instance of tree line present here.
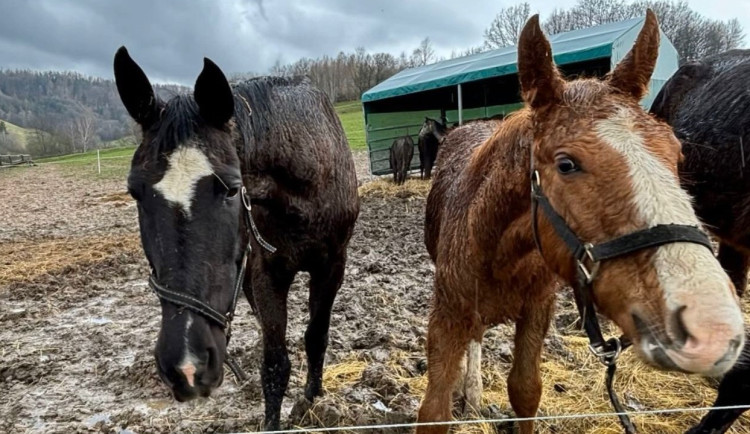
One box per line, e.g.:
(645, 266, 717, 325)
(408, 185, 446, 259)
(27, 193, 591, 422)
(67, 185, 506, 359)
(484, 0, 744, 63)
(0, 69, 184, 156)
(0, 0, 744, 157)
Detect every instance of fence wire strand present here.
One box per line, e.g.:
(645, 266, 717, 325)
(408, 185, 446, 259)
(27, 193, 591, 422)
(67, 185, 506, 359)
(235, 404, 750, 434)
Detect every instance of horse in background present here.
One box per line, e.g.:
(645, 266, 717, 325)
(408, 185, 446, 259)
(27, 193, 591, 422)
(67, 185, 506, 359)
(418, 117, 448, 179)
(650, 49, 750, 434)
(389, 135, 414, 185)
(651, 49, 750, 298)
(417, 11, 744, 434)
(114, 48, 359, 431)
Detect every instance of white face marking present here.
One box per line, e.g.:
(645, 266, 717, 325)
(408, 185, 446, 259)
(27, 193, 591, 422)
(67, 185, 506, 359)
(179, 313, 199, 387)
(154, 147, 213, 218)
(595, 108, 742, 329)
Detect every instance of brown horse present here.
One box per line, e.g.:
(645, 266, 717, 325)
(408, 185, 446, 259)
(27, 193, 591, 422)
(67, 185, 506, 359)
(417, 11, 745, 434)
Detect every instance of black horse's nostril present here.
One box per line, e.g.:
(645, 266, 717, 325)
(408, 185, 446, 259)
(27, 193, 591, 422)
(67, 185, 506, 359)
(669, 305, 691, 349)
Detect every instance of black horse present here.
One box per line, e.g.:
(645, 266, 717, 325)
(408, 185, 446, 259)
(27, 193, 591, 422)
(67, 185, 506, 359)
(114, 47, 359, 430)
(418, 117, 448, 179)
(685, 344, 750, 434)
(651, 49, 750, 298)
(651, 49, 750, 434)
(389, 135, 414, 185)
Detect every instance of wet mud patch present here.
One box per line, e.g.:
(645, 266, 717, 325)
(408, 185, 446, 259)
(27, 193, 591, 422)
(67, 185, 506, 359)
(1, 156, 750, 433)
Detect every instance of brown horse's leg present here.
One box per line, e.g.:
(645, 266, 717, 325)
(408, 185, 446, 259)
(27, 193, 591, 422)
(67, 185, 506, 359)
(463, 340, 483, 413)
(417, 304, 478, 434)
(252, 264, 295, 431)
(508, 296, 554, 434)
(304, 254, 346, 400)
(718, 242, 749, 297)
(454, 338, 483, 415)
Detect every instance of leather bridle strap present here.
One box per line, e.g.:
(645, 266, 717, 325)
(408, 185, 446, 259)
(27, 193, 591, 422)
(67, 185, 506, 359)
(148, 186, 275, 382)
(149, 275, 232, 329)
(529, 165, 713, 434)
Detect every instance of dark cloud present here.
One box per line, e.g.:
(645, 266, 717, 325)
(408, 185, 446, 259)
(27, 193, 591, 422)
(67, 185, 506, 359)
(0, 0, 744, 85)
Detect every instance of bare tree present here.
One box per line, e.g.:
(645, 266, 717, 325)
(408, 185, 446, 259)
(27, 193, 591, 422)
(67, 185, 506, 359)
(411, 38, 436, 66)
(352, 47, 375, 96)
(539, 0, 745, 63)
(484, 2, 532, 48)
(66, 110, 98, 153)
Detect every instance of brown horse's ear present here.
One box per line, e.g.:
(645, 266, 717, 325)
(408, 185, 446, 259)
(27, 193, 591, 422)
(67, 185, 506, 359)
(607, 9, 660, 100)
(194, 57, 234, 128)
(518, 14, 564, 109)
(114, 46, 159, 128)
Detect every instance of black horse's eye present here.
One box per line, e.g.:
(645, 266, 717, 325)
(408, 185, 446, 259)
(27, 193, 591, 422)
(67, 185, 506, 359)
(226, 187, 240, 199)
(556, 157, 580, 174)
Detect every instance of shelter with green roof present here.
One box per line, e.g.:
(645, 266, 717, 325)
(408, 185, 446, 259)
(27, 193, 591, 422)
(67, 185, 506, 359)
(362, 15, 679, 175)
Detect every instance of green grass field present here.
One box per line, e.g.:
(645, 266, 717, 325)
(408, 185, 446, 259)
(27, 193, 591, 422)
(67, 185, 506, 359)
(25, 101, 367, 179)
(334, 100, 366, 150)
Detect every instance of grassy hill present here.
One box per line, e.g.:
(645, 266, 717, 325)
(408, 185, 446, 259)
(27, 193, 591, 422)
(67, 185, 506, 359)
(31, 100, 367, 169)
(1, 119, 38, 150)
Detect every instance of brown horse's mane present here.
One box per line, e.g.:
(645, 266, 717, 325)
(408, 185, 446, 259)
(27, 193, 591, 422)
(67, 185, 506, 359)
(465, 78, 613, 181)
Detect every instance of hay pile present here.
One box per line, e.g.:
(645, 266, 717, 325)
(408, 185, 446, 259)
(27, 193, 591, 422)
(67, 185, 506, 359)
(0, 234, 141, 287)
(358, 178, 432, 199)
(314, 321, 750, 433)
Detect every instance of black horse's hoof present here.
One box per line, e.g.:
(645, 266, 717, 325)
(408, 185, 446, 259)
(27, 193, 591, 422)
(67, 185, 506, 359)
(304, 380, 323, 401)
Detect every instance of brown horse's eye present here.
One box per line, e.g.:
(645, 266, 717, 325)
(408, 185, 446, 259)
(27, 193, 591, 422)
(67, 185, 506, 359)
(556, 157, 579, 174)
(226, 187, 240, 199)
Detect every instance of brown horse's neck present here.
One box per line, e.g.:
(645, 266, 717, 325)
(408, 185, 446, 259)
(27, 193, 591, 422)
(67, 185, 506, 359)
(463, 111, 537, 259)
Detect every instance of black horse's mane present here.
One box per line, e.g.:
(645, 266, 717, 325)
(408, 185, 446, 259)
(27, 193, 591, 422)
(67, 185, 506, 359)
(150, 95, 201, 155)
(139, 75, 315, 164)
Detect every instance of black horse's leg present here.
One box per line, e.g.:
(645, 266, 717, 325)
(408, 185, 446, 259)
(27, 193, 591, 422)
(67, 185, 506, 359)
(718, 242, 749, 297)
(304, 253, 346, 400)
(253, 264, 295, 431)
(686, 353, 750, 434)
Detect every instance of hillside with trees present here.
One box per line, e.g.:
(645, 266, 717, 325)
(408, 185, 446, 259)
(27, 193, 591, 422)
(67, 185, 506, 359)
(0, 0, 743, 158)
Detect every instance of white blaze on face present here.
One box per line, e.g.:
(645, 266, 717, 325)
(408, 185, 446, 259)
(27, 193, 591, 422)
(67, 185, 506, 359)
(179, 313, 199, 388)
(594, 108, 734, 312)
(154, 147, 213, 218)
(594, 109, 743, 375)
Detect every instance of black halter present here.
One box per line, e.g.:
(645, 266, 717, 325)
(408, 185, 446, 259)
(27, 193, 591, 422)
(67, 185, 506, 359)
(148, 186, 276, 381)
(529, 156, 713, 433)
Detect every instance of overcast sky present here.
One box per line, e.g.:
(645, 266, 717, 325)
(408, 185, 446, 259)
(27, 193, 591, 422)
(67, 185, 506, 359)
(0, 0, 747, 85)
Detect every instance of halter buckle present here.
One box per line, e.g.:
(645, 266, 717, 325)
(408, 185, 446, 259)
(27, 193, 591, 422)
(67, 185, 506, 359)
(531, 170, 541, 194)
(577, 243, 600, 283)
(241, 186, 252, 212)
(589, 337, 622, 366)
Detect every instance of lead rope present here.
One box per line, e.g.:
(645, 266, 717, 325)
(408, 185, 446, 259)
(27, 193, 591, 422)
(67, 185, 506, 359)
(606, 363, 637, 434)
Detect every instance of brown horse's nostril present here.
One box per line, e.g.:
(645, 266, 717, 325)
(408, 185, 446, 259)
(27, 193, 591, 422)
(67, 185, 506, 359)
(632, 311, 650, 337)
(670, 305, 691, 348)
(714, 335, 743, 367)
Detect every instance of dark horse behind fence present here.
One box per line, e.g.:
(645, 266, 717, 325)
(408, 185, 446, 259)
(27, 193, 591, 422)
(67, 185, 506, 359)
(417, 11, 745, 434)
(650, 49, 750, 434)
(418, 117, 447, 179)
(114, 47, 359, 430)
(389, 135, 414, 185)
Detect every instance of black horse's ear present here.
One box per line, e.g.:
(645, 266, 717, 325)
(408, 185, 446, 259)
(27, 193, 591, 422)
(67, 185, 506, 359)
(194, 58, 234, 127)
(113, 46, 158, 128)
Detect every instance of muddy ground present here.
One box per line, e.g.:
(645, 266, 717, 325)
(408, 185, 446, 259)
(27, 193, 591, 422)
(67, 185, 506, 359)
(1, 152, 749, 434)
